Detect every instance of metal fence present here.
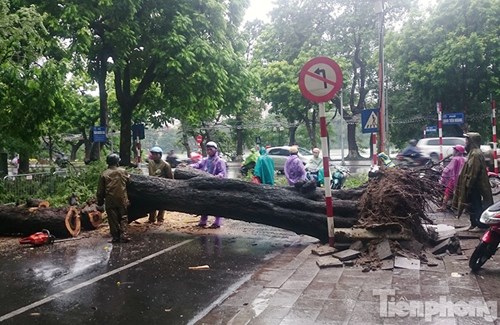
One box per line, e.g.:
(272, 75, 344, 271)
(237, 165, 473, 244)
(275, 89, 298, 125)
(1, 172, 61, 200)
(0, 166, 85, 202)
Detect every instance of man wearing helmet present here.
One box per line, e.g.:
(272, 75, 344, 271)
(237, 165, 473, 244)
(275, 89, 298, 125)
(190, 141, 227, 228)
(96, 153, 131, 243)
(147, 146, 173, 224)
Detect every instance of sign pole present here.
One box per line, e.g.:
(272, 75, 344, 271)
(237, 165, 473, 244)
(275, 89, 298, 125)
(437, 102, 443, 160)
(319, 102, 334, 246)
(340, 89, 345, 166)
(372, 133, 378, 165)
(298, 56, 343, 247)
(492, 96, 498, 174)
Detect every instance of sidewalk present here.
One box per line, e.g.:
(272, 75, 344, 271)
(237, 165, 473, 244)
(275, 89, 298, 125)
(196, 210, 500, 324)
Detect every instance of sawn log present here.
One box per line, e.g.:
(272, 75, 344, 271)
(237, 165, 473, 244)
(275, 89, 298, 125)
(0, 205, 80, 238)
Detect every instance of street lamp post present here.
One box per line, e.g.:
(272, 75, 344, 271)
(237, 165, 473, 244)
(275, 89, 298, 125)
(374, 0, 386, 153)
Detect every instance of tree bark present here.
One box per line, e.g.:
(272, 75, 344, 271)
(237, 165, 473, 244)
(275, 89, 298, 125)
(127, 169, 361, 243)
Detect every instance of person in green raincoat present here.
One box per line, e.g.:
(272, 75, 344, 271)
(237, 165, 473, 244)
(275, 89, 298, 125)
(452, 132, 493, 230)
(253, 147, 275, 185)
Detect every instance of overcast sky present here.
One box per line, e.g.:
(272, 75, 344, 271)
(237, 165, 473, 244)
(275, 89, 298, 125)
(244, 0, 274, 22)
(243, 0, 434, 23)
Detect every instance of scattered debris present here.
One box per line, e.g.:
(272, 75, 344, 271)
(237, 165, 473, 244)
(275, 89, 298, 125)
(188, 265, 210, 270)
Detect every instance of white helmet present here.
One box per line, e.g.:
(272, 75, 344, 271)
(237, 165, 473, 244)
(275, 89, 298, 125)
(150, 146, 163, 154)
(206, 141, 218, 149)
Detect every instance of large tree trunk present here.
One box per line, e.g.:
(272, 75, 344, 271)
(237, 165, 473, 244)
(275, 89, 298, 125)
(127, 168, 362, 243)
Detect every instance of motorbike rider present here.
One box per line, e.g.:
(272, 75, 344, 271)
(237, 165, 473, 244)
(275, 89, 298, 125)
(305, 148, 323, 186)
(399, 139, 428, 166)
(401, 139, 422, 158)
(240, 147, 259, 176)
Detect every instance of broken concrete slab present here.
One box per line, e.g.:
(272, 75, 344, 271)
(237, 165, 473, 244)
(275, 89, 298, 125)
(399, 239, 424, 255)
(426, 224, 456, 241)
(375, 239, 393, 260)
(316, 256, 343, 268)
(394, 256, 420, 270)
(456, 231, 482, 239)
(380, 259, 394, 270)
(431, 238, 451, 255)
(349, 240, 364, 251)
(332, 249, 361, 261)
(311, 245, 336, 256)
(425, 256, 440, 267)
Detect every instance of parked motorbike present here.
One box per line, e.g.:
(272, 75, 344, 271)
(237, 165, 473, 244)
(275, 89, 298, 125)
(166, 155, 183, 168)
(468, 201, 500, 272)
(306, 169, 321, 187)
(487, 170, 500, 196)
(331, 166, 350, 189)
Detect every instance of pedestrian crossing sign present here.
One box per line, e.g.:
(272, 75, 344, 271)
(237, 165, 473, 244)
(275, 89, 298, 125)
(361, 109, 379, 134)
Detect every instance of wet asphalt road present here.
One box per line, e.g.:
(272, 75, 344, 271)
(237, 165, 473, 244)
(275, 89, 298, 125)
(0, 162, 366, 324)
(0, 224, 310, 324)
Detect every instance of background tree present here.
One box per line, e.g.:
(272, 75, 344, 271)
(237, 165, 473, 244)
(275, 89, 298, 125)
(251, 0, 411, 156)
(0, 1, 72, 172)
(387, 0, 500, 147)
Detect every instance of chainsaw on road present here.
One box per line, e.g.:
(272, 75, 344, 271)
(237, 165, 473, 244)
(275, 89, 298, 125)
(19, 229, 79, 246)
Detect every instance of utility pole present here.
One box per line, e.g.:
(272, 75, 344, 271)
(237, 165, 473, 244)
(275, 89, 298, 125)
(374, 0, 385, 153)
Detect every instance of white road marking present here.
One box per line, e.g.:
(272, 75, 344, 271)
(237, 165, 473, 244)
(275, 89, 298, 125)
(0, 239, 194, 322)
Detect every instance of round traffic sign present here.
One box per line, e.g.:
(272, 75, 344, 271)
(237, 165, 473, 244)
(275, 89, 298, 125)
(298, 57, 343, 103)
(196, 135, 203, 144)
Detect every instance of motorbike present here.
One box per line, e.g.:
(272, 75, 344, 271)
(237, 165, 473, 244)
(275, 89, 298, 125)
(240, 161, 256, 176)
(395, 153, 432, 168)
(331, 165, 350, 189)
(306, 169, 321, 187)
(468, 201, 500, 272)
(487, 170, 500, 196)
(166, 155, 183, 168)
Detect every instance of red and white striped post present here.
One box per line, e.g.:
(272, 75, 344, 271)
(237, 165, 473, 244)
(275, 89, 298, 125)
(319, 102, 334, 246)
(372, 133, 378, 165)
(492, 97, 498, 174)
(298, 56, 343, 247)
(437, 102, 443, 160)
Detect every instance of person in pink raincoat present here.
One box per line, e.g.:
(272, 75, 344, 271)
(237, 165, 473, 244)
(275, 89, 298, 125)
(438, 144, 466, 211)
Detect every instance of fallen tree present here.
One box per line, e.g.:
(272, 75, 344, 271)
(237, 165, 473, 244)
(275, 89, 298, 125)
(0, 167, 441, 243)
(127, 167, 363, 243)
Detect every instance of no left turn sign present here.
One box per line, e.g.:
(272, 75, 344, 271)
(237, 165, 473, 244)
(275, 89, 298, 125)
(299, 57, 343, 103)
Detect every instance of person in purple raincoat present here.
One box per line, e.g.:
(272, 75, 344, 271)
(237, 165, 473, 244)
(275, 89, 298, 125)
(190, 141, 227, 228)
(284, 145, 306, 186)
(438, 144, 466, 211)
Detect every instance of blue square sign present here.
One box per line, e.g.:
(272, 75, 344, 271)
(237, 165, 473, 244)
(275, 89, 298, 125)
(361, 109, 379, 134)
(92, 126, 107, 143)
